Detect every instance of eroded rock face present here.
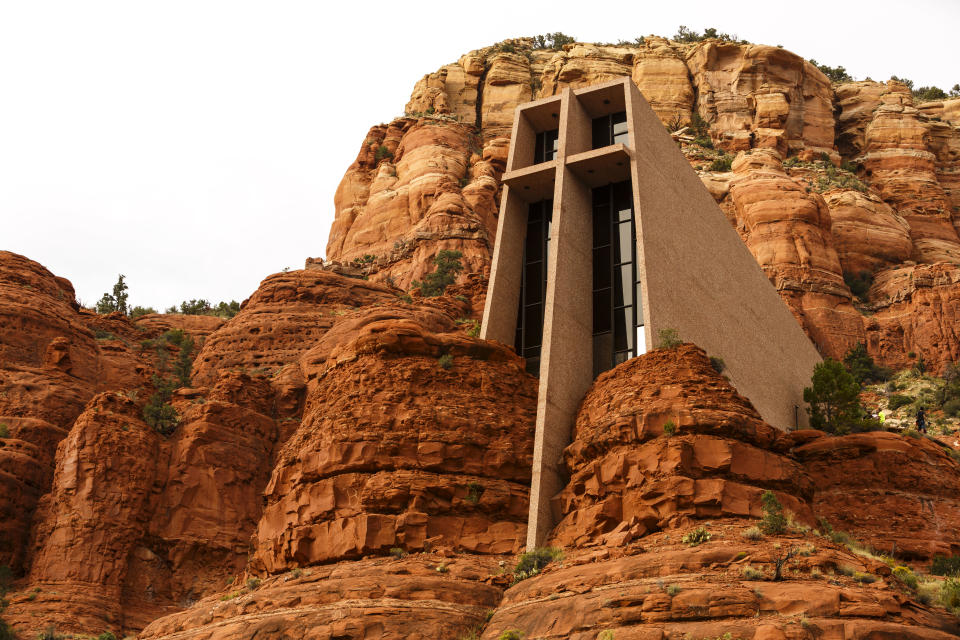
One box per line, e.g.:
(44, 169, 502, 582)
(794, 429, 960, 561)
(724, 150, 865, 357)
(552, 344, 813, 548)
(252, 305, 537, 571)
(139, 555, 506, 640)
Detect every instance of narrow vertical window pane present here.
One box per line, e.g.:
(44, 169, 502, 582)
(614, 307, 632, 351)
(593, 288, 612, 333)
(616, 221, 632, 262)
(612, 112, 628, 145)
(593, 247, 611, 288)
(592, 116, 608, 149)
(614, 264, 633, 307)
(524, 304, 543, 349)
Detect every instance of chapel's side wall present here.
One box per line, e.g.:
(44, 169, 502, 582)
(624, 80, 822, 431)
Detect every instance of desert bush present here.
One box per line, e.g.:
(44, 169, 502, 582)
(709, 356, 726, 374)
(682, 526, 711, 546)
(893, 565, 919, 590)
(412, 250, 464, 297)
(0, 423, 8, 439)
(129, 305, 156, 318)
(531, 32, 576, 49)
(665, 584, 681, 595)
(888, 394, 913, 411)
(760, 490, 787, 535)
(662, 420, 676, 437)
(742, 526, 763, 540)
(143, 375, 179, 435)
(809, 59, 853, 83)
(656, 328, 682, 349)
(742, 565, 764, 580)
(709, 154, 733, 172)
(375, 145, 393, 161)
(843, 342, 888, 384)
(932, 555, 960, 577)
(497, 631, 524, 640)
(389, 548, 407, 558)
(438, 354, 454, 369)
(843, 271, 873, 299)
(466, 481, 483, 504)
(514, 547, 563, 581)
(940, 577, 960, 610)
(246, 577, 261, 590)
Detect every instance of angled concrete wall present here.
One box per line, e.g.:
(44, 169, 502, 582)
(482, 77, 822, 548)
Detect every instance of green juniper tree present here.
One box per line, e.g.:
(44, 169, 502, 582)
(804, 359, 864, 434)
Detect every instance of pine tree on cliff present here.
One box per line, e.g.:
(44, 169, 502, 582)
(804, 359, 863, 435)
(94, 274, 129, 315)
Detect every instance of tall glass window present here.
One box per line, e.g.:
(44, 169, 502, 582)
(592, 180, 644, 377)
(534, 129, 559, 163)
(591, 112, 629, 149)
(515, 199, 552, 376)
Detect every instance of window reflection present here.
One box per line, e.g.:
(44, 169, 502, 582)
(515, 199, 553, 376)
(592, 179, 645, 377)
(592, 111, 629, 149)
(534, 129, 559, 164)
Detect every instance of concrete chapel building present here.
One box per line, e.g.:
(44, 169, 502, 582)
(479, 77, 823, 547)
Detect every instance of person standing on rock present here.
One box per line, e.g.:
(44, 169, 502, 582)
(916, 407, 927, 434)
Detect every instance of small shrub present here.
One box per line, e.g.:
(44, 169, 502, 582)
(246, 577, 261, 590)
(709, 356, 726, 374)
(163, 329, 186, 346)
(0, 423, 8, 439)
(466, 481, 484, 504)
(682, 526, 711, 546)
(760, 491, 787, 535)
(94, 329, 115, 340)
(531, 32, 576, 49)
(143, 375, 180, 435)
(932, 554, 960, 576)
(412, 250, 464, 297)
(888, 394, 914, 411)
(436, 563, 449, 573)
(893, 565, 919, 590)
(438, 354, 454, 369)
(940, 577, 960, 609)
(662, 420, 676, 437)
(709, 154, 733, 172)
(398, 293, 413, 304)
(853, 571, 877, 584)
(97, 633, 117, 640)
(290, 568, 303, 579)
(943, 399, 960, 418)
(665, 584, 681, 596)
(742, 565, 764, 580)
(389, 548, 407, 559)
(811, 567, 823, 579)
(742, 526, 763, 541)
(498, 631, 525, 640)
(735, 551, 747, 560)
(843, 270, 873, 299)
(597, 631, 614, 640)
(514, 547, 563, 581)
(836, 564, 855, 577)
(374, 145, 393, 162)
(656, 328, 682, 349)
(809, 59, 853, 83)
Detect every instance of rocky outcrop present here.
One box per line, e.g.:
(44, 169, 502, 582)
(724, 150, 865, 357)
(252, 304, 537, 571)
(551, 344, 813, 548)
(326, 119, 502, 289)
(139, 555, 506, 640)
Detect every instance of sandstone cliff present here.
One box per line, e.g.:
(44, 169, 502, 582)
(331, 36, 960, 372)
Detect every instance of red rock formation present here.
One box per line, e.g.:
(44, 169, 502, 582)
(724, 150, 866, 357)
(793, 429, 960, 560)
(252, 304, 537, 571)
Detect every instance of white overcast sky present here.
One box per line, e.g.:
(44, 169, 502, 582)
(2, 0, 958, 310)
